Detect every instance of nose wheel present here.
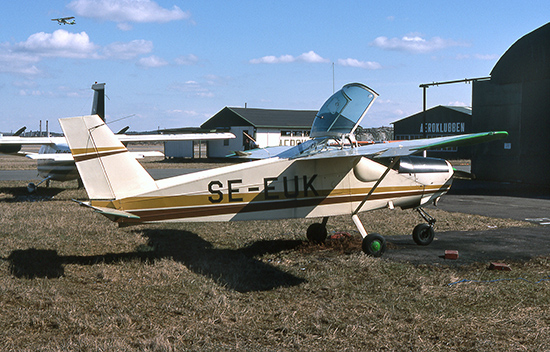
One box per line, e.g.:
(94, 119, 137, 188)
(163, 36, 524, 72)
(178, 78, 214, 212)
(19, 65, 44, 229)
(412, 207, 436, 246)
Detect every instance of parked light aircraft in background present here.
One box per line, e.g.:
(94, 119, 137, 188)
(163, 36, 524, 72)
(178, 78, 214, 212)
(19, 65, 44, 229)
(0, 83, 235, 192)
(60, 83, 507, 256)
(51, 17, 75, 25)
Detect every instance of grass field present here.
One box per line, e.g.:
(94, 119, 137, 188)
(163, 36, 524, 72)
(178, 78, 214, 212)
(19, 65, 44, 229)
(0, 172, 548, 351)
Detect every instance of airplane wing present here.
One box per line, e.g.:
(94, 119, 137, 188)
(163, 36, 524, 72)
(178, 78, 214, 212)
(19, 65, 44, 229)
(364, 131, 508, 159)
(0, 132, 233, 146)
(0, 132, 234, 155)
(299, 131, 508, 160)
(24, 151, 164, 161)
(226, 146, 293, 159)
(0, 136, 63, 146)
(24, 152, 74, 161)
(116, 132, 235, 143)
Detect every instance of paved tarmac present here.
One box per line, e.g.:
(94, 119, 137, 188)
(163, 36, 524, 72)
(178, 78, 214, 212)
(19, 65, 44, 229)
(385, 179, 550, 266)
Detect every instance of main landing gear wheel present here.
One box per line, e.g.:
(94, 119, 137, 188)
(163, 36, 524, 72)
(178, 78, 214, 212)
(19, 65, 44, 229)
(362, 233, 387, 257)
(27, 182, 37, 193)
(306, 223, 327, 244)
(412, 223, 435, 246)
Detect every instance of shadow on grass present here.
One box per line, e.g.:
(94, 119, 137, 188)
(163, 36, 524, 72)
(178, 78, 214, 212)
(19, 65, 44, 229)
(6, 229, 306, 292)
(0, 185, 66, 202)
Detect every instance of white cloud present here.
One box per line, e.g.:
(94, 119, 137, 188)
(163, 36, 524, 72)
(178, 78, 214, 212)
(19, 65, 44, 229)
(0, 51, 41, 75)
(474, 54, 499, 60)
(0, 29, 99, 75)
(451, 53, 499, 61)
(250, 51, 329, 64)
(298, 51, 329, 63)
(104, 39, 153, 59)
(447, 101, 468, 106)
(137, 55, 168, 67)
(68, 0, 191, 23)
(15, 30, 99, 59)
(166, 109, 199, 117)
(337, 58, 382, 70)
(174, 54, 199, 65)
(117, 22, 134, 31)
(0, 29, 162, 76)
(167, 80, 215, 98)
(371, 34, 467, 53)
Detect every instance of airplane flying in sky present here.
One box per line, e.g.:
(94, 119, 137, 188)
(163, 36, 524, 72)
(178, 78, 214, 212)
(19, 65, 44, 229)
(0, 83, 235, 192)
(59, 83, 507, 257)
(51, 16, 75, 25)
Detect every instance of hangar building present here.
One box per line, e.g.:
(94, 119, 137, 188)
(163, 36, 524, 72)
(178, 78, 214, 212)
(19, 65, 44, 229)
(471, 22, 550, 185)
(199, 107, 317, 158)
(392, 105, 472, 159)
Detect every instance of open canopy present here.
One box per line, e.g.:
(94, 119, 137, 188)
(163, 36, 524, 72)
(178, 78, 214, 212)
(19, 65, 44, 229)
(310, 83, 378, 138)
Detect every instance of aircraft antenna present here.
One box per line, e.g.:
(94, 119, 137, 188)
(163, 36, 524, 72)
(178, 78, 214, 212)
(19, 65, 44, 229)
(107, 114, 136, 126)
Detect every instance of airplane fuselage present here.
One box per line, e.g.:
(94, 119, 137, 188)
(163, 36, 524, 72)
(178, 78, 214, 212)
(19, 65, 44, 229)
(91, 155, 453, 224)
(37, 144, 77, 181)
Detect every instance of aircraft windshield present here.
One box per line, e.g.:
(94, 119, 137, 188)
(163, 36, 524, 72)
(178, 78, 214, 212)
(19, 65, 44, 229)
(310, 83, 378, 138)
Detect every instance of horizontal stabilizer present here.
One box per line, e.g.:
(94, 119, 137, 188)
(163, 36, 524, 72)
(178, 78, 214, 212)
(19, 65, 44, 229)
(129, 151, 164, 159)
(24, 153, 74, 161)
(74, 200, 140, 220)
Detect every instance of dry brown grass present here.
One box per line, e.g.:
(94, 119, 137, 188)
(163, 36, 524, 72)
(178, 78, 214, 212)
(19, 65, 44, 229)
(0, 180, 548, 351)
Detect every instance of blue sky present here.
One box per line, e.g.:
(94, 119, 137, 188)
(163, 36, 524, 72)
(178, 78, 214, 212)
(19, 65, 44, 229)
(0, 0, 548, 133)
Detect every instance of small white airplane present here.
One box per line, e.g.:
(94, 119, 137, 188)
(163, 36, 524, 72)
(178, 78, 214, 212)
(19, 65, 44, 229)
(59, 83, 507, 256)
(52, 17, 75, 25)
(0, 83, 235, 192)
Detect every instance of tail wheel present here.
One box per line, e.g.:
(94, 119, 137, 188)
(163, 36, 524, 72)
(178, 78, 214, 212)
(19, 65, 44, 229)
(27, 183, 37, 193)
(362, 233, 386, 257)
(412, 223, 435, 246)
(306, 223, 327, 244)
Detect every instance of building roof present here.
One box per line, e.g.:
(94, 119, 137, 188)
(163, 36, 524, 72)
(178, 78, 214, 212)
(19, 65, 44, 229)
(491, 22, 550, 85)
(201, 107, 317, 130)
(391, 105, 471, 124)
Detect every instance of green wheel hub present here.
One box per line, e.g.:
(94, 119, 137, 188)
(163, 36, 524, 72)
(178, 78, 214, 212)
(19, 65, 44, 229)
(370, 240, 381, 253)
(362, 233, 387, 257)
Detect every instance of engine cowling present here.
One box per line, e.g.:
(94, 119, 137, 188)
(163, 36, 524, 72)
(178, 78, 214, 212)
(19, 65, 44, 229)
(397, 156, 451, 174)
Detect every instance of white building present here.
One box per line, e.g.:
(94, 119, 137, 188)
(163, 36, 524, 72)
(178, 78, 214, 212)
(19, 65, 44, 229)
(165, 107, 317, 158)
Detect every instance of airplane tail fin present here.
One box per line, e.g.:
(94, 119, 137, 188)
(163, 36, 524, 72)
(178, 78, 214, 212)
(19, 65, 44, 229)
(91, 83, 105, 121)
(59, 114, 158, 200)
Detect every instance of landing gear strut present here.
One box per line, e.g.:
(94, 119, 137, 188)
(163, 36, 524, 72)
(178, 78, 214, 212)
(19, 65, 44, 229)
(27, 177, 51, 193)
(412, 207, 436, 246)
(352, 214, 387, 257)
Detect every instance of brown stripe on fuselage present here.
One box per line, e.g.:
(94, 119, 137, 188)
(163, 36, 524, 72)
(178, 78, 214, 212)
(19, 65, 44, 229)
(94, 184, 437, 211)
(101, 184, 450, 223)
